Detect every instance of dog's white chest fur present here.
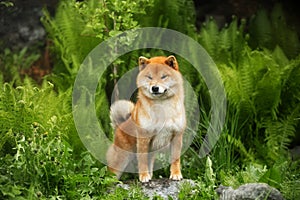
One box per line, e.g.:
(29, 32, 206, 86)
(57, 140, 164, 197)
(151, 129, 173, 150)
(138, 101, 186, 150)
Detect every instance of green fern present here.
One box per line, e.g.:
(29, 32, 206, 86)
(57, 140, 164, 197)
(252, 52, 282, 119)
(198, 17, 249, 67)
(198, 11, 300, 165)
(0, 48, 39, 84)
(42, 0, 101, 77)
(249, 3, 300, 59)
(264, 117, 297, 162)
(249, 7, 273, 49)
(280, 55, 300, 114)
(0, 78, 78, 156)
(138, 0, 196, 35)
(198, 18, 219, 59)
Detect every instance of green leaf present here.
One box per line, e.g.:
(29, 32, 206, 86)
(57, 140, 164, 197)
(205, 156, 216, 184)
(272, 45, 289, 67)
(259, 165, 282, 188)
(0, 1, 14, 7)
(0, 184, 23, 198)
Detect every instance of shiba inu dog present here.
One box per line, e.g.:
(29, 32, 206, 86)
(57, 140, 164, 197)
(106, 55, 186, 182)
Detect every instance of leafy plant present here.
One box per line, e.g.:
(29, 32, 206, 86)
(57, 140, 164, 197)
(189, 7, 300, 199)
(198, 16, 248, 66)
(138, 0, 197, 36)
(42, 0, 155, 91)
(0, 1, 13, 7)
(249, 3, 300, 59)
(0, 130, 118, 199)
(0, 48, 40, 83)
(197, 15, 300, 166)
(0, 77, 119, 199)
(219, 160, 300, 199)
(0, 79, 75, 154)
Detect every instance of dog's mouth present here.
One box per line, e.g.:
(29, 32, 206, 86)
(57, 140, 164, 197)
(152, 91, 166, 96)
(150, 86, 167, 96)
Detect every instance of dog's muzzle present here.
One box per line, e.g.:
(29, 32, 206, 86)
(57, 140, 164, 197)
(151, 85, 167, 95)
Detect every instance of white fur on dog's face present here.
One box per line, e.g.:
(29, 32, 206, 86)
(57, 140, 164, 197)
(137, 63, 182, 100)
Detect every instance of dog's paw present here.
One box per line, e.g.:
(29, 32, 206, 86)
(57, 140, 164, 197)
(170, 172, 183, 181)
(139, 173, 151, 183)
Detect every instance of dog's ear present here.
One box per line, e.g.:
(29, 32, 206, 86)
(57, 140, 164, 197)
(139, 56, 149, 71)
(165, 55, 178, 71)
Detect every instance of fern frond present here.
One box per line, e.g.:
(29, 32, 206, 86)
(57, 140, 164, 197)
(253, 65, 282, 119)
(227, 134, 255, 162)
(219, 58, 255, 120)
(264, 112, 298, 161)
(249, 8, 272, 49)
(198, 19, 219, 58)
(42, 0, 101, 75)
(224, 17, 245, 65)
(138, 0, 196, 35)
(270, 4, 300, 58)
(272, 45, 289, 67)
(249, 3, 300, 59)
(280, 56, 300, 114)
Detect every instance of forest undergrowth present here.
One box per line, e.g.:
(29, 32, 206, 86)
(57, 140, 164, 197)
(0, 0, 299, 199)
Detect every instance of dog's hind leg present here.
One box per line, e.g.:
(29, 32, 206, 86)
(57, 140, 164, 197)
(106, 144, 132, 179)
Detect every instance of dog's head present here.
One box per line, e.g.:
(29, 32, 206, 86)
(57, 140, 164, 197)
(136, 55, 183, 100)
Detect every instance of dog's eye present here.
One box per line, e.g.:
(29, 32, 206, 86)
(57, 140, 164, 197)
(161, 75, 168, 79)
(146, 75, 152, 80)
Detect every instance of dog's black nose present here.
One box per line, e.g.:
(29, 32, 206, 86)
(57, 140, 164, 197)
(151, 86, 159, 93)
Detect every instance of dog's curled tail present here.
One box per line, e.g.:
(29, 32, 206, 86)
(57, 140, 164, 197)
(110, 100, 134, 129)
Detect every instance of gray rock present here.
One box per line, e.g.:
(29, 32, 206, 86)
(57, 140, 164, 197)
(216, 183, 284, 200)
(0, 0, 58, 50)
(117, 178, 196, 200)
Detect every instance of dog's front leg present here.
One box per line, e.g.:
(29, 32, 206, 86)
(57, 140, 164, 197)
(170, 133, 183, 180)
(137, 137, 151, 182)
